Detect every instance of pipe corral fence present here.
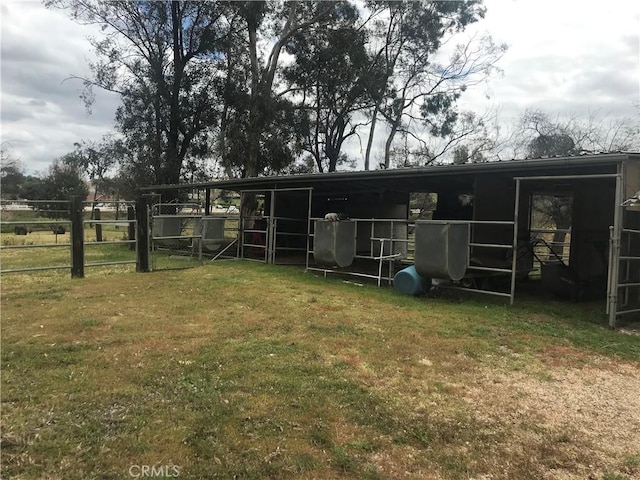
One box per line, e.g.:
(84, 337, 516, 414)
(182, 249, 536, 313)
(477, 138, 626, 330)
(1, 197, 137, 277)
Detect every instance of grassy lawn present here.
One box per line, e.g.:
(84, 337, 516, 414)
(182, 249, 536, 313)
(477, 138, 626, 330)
(1, 261, 639, 479)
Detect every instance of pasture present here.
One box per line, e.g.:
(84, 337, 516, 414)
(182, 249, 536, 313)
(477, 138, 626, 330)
(1, 261, 639, 479)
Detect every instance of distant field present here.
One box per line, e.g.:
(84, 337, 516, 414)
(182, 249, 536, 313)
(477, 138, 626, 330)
(1, 221, 135, 272)
(1, 262, 639, 480)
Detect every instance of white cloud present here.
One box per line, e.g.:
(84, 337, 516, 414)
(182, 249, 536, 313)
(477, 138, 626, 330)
(459, 0, 640, 121)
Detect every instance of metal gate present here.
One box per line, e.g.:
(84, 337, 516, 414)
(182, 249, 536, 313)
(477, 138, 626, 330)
(608, 200, 640, 327)
(239, 188, 312, 265)
(149, 202, 203, 270)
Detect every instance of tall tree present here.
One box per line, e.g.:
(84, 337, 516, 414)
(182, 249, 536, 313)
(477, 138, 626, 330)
(284, 2, 384, 172)
(363, 1, 505, 169)
(46, 0, 233, 192)
(229, 1, 345, 178)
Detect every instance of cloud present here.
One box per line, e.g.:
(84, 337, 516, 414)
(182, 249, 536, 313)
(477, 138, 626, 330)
(458, 0, 639, 124)
(1, 1, 119, 173)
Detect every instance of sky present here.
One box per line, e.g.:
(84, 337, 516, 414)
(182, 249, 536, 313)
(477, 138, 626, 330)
(1, 0, 639, 175)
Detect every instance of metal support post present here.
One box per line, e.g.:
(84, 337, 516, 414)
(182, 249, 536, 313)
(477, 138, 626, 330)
(509, 179, 521, 305)
(608, 173, 624, 328)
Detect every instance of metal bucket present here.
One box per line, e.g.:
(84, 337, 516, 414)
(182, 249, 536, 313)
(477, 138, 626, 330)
(313, 220, 356, 267)
(414, 221, 469, 281)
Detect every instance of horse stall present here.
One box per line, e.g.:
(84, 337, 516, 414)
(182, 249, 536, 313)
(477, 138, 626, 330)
(142, 152, 640, 327)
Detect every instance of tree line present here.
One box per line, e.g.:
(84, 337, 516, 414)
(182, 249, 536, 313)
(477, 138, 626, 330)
(42, 0, 504, 186)
(2, 1, 638, 203)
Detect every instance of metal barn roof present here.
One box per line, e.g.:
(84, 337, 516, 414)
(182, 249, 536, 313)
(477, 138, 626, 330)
(142, 152, 639, 195)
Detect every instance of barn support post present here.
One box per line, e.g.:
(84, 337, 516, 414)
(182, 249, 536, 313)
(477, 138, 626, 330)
(608, 172, 624, 328)
(136, 195, 151, 273)
(70, 195, 85, 278)
(268, 189, 276, 264)
(510, 179, 522, 305)
(305, 188, 313, 271)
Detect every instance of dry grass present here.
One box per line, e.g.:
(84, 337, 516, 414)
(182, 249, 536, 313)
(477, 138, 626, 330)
(1, 261, 639, 479)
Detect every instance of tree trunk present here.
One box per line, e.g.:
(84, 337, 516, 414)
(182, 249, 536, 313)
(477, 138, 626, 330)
(245, 11, 261, 180)
(384, 115, 401, 169)
(364, 103, 380, 171)
(326, 115, 346, 172)
(166, 1, 184, 190)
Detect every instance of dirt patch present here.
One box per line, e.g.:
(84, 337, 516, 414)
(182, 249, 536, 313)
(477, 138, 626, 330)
(464, 358, 640, 479)
(620, 321, 640, 336)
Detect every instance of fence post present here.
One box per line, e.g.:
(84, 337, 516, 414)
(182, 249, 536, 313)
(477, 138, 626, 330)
(136, 195, 151, 272)
(205, 188, 211, 216)
(94, 208, 103, 242)
(128, 206, 136, 251)
(70, 195, 85, 278)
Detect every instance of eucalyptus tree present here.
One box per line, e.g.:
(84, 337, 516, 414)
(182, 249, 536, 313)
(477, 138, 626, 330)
(215, 26, 306, 179)
(46, 0, 235, 193)
(224, 1, 350, 179)
(283, 2, 385, 172)
(363, 0, 505, 169)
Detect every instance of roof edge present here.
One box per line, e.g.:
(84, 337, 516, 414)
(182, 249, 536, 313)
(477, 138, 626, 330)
(140, 152, 640, 192)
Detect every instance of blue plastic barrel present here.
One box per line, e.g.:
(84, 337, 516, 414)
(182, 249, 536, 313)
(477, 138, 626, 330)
(393, 265, 432, 296)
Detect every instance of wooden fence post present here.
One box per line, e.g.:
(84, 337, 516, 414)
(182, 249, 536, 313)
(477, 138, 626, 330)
(136, 195, 150, 272)
(128, 206, 136, 251)
(94, 208, 103, 242)
(70, 195, 84, 278)
(205, 188, 211, 216)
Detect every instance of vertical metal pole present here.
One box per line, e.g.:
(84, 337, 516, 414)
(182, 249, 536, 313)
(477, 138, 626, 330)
(306, 188, 313, 271)
(239, 191, 245, 260)
(198, 224, 203, 265)
(370, 221, 375, 257)
(70, 196, 85, 278)
(377, 240, 384, 287)
(608, 174, 623, 328)
(510, 179, 521, 305)
(606, 226, 613, 315)
(269, 189, 276, 264)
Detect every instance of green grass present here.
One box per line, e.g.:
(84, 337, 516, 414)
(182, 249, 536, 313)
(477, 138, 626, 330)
(2, 261, 639, 479)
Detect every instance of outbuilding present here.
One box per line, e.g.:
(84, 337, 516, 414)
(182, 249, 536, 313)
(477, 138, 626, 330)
(143, 152, 640, 327)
